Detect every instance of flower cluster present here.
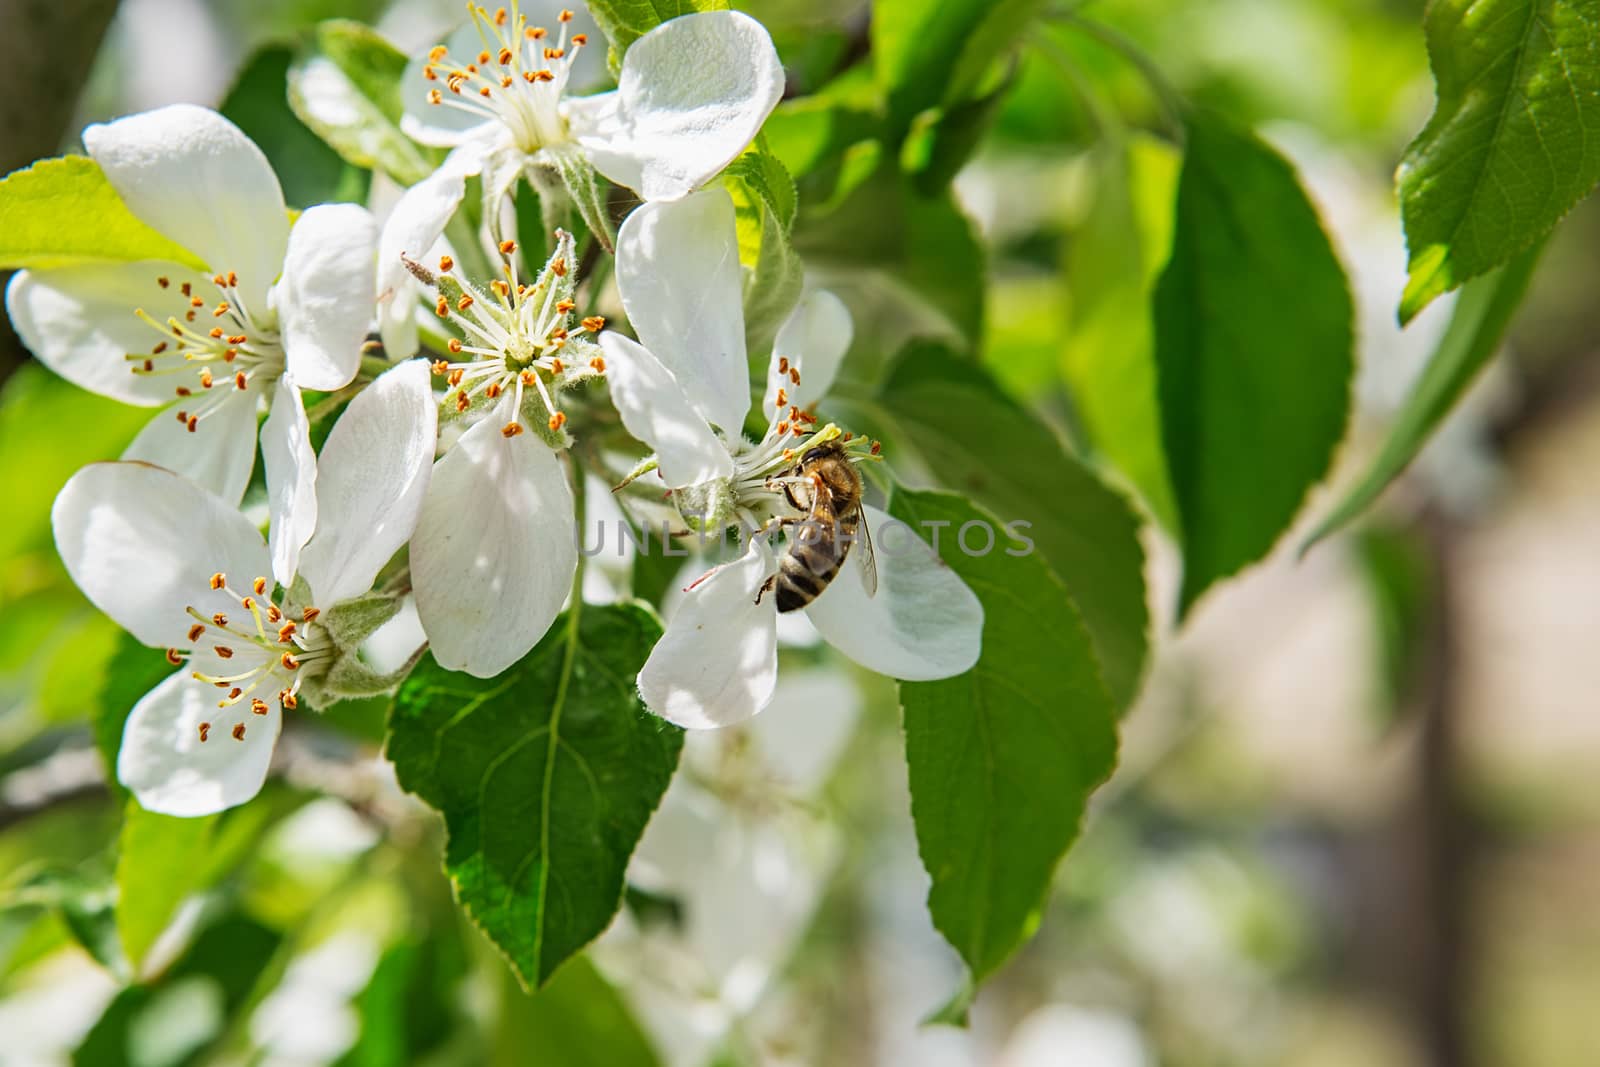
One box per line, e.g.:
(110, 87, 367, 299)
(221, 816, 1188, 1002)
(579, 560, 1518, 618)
(9, 4, 981, 817)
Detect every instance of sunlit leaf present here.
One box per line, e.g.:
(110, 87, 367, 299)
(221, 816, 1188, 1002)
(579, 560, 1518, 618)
(725, 147, 803, 360)
(1398, 0, 1600, 321)
(0, 157, 204, 272)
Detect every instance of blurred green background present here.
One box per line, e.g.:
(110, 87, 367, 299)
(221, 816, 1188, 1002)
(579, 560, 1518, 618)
(3, 0, 1600, 1065)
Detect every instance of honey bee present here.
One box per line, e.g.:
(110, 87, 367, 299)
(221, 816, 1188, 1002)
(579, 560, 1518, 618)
(770, 440, 877, 612)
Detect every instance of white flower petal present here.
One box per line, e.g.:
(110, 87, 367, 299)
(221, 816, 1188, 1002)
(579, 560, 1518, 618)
(52, 462, 271, 649)
(276, 204, 376, 392)
(802, 505, 982, 680)
(568, 10, 784, 201)
(600, 333, 732, 487)
(263, 380, 317, 587)
(638, 539, 779, 729)
(376, 145, 483, 359)
(763, 289, 852, 418)
(6, 264, 214, 407)
(612, 189, 748, 433)
(411, 410, 577, 677)
(118, 668, 280, 817)
(121, 389, 260, 505)
(299, 360, 437, 606)
(85, 104, 288, 313)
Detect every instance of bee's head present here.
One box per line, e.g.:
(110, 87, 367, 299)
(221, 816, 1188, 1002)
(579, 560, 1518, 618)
(799, 441, 846, 467)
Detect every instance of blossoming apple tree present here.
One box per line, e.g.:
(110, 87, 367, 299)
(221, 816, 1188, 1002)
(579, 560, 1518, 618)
(0, 0, 1595, 1048)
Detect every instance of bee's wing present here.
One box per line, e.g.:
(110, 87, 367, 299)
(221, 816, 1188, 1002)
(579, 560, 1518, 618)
(855, 505, 879, 598)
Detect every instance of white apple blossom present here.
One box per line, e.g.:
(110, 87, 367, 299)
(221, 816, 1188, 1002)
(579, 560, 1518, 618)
(407, 232, 602, 678)
(6, 104, 378, 585)
(376, 5, 784, 357)
(51, 360, 437, 816)
(600, 189, 984, 728)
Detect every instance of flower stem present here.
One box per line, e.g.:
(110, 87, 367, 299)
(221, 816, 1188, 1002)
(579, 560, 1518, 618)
(568, 454, 588, 614)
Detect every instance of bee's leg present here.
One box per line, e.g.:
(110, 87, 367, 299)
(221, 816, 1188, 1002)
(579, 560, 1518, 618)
(754, 574, 776, 605)
(752, 515, 799, 539)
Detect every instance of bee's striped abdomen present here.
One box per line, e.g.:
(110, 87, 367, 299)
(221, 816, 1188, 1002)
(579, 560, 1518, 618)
(775, 515, 856, 613)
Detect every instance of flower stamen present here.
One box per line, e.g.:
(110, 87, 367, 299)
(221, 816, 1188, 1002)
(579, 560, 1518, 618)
(170, 574, 331, 746)
(129, 268, 283, 430)
(420, 230, 602, 435)
(420, 1, 589, 153)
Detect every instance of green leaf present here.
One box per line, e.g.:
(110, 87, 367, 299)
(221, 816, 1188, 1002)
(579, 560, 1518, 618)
(1397, 0, 1600, 322)
(1303, 240, 1543, 549)
(1153, 111, 1353, 614)
(586, 0, 729, 69)
(835, 344, 1148, 709)
(221, 45, 369, 209)
(873, 0, 1048, 133)
(725, 148, 803, 359)
(116, 791, 305, 971)
(289, 20, 436, 186)
(493, 956, 661, 1067)
(0, 156, 205, 271)
(893, 490, 1118, 989)
(1060, 136, 1181, 529)
(387, 603, 682, 989)
(724, 147, 797, 232)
